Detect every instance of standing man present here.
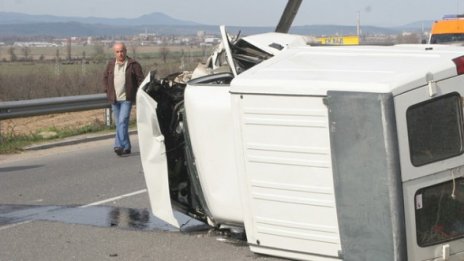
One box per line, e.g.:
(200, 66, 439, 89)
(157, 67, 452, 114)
(103, 42, 144, 156)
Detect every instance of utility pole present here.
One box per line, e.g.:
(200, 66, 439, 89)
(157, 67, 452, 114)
(275, 0, 302, 33)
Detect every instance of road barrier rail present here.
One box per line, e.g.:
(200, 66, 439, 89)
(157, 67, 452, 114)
(0, 94, 110, 120)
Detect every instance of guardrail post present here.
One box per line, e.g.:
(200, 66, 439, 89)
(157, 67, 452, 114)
(105, 107, 113, 127)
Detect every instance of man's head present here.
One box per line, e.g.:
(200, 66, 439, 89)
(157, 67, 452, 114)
(113, 42, 127, 63)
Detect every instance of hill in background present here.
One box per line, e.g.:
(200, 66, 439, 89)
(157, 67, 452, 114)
(0, 11, 432, 38)
(0, 11, 199, 26)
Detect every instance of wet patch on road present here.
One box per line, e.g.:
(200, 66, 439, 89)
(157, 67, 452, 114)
(0, 204, 209, 232)
(0, 165, 43, 172)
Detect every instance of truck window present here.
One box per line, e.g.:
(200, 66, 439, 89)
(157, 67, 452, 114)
(415, 177, 464, 247)
(429, 17, 464, 44)
(406, 92, 464, 166)
(430, 33, 464, 44)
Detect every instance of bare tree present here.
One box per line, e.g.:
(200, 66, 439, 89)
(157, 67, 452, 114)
(179, 49, 186, 70)
(21, 46, 30, 61)
(130, 44, 137, 59)
(201, 45, 208, 59)
(93, 45, 106, 63)
(160, 45, 170, 63)
(55, 48, 61, 76)
(55, 48, 60, 61)
(8, 47, 17, 62)
(66, 38, 72, 61)
(396, 33, 421, 44)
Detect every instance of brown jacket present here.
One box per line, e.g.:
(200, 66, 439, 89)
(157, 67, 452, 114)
(103, 57, 145, 103)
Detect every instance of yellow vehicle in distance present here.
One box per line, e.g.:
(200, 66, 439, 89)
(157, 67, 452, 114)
(316, 35, 360, 45)
(429, 14, 464, 44)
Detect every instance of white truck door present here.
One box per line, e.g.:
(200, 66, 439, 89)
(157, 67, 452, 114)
(136, 74, 183, 228)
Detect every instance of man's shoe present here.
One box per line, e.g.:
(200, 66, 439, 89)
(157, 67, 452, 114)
(114, 147, 123, 156)
(122, 149, 131, 155)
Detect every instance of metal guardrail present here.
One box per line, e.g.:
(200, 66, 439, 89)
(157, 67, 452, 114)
(0, 94, 110, 120)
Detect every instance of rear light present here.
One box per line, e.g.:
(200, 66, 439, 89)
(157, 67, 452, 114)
(452, 55, 464, 75)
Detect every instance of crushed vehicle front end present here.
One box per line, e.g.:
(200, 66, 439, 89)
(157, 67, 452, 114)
(136, 31, 309, 229)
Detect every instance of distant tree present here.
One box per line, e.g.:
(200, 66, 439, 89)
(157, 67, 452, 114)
(39, 54, 45, 61)
(55, 48, 61, 76)
(396, 33, 421, 44)
(93, 45, 106, 63)
(130, 44, 137, 59)
(8, 47, 17, 62)
(55, 48, 60, 61)
(179, 49, 186, 70)
(160, 46, 170, 63)
(21, 46, 30, 61)
(66, 38, 72, 61)
(201, 45, 207, 58)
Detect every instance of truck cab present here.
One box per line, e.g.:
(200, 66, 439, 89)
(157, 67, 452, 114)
(429, 15, 464, 44)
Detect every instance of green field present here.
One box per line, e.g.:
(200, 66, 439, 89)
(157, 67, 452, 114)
(0, 45, 212, 101)
(0, 44, 210, 61)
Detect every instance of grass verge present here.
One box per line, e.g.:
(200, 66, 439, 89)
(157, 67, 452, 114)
(0, 122, 115, 154)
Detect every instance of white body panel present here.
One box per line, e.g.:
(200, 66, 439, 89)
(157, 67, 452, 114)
(227, 44, 464, 259)
(232, 44, 463, 96)
(184, 85, 243, 224)
(231, 94, 341, 259)
(241, 32, 309, 55)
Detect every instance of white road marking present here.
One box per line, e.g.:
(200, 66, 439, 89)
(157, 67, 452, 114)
(79, 189, 148, 208)
(0, 221, 32, 231)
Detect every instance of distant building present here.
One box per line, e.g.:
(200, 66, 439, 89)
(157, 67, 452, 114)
(204, 37, 220, 45)
(197, 31, 206, 38)
(13, 42, 58, 47)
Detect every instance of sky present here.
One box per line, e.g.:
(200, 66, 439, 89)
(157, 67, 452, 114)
(0, 0, 463, 27)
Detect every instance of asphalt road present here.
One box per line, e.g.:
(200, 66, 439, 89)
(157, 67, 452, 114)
(0, 134, 285, 261)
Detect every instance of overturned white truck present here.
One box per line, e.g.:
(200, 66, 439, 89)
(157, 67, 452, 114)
(136, 4, 464, 261)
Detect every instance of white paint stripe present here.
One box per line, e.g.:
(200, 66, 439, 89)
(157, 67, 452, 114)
(79, 189, 148, 208)
(0, 220, 32, 231)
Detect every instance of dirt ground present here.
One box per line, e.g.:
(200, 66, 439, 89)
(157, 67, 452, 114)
(0, 109, 111, 137)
